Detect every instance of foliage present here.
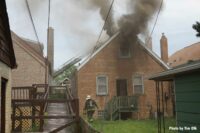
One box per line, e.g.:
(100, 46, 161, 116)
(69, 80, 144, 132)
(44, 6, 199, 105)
(54, 65, 76, 84)
(27, 123, 39, 132)
(192, 21, 200, 37)
(91, 118, 176, 133)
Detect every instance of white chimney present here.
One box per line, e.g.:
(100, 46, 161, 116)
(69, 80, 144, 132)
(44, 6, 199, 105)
(47, 27, 54, 75)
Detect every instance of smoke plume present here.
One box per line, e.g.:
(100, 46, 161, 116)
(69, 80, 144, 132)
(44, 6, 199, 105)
(87, 0, 162, 41)
(86, 0, 115, 36)
(118, 0, 161, 42)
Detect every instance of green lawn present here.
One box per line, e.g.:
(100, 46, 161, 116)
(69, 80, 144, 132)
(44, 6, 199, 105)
(91, 118, 176, 133)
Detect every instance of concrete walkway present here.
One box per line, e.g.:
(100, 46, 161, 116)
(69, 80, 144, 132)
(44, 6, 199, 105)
(43, 103, 73, 133)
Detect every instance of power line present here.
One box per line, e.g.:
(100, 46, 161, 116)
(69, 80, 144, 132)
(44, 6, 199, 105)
(47, 0, 51, 28)
(149, 0, 163, 38)
(88, 0, 115, 59)
(25, 0, 41, 45)
(45, 0, 51, 85)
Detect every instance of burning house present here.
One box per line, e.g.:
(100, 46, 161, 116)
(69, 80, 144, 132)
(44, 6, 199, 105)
(73, 32, 174, 119)
(70, 0, 174, 120)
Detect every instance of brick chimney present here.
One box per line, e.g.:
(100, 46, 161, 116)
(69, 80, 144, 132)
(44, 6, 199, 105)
(47, 27, 54, 75)
(145, 36, 152, 50)
(160, 33, 168, 63)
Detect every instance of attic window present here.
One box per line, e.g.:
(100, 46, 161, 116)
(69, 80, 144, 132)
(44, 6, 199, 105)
(119, 43, 131, 58)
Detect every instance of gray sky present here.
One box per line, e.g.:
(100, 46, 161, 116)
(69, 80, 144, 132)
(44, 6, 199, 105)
(6, 0, 200, 69)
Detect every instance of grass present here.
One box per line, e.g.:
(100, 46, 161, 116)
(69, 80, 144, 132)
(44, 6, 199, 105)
(91, 118, 177, 133)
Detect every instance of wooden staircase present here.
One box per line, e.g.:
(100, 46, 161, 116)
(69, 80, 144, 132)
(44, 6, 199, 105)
(104, 96, 138, 120)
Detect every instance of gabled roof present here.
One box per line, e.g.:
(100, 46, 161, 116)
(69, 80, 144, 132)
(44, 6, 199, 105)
(77, 32, 170, 70)
(137, 39, 170, 69)
(11, 32, 46, 67)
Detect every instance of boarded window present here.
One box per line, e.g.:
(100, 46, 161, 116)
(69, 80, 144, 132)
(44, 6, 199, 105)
(96, 75, 108, 95)
(119, 43, 131, 58)
(133, 75, 144, 94)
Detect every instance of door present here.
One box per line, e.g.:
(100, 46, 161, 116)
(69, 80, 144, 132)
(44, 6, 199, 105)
(1, 78, 7, 133)
(116, 79, 127, 96)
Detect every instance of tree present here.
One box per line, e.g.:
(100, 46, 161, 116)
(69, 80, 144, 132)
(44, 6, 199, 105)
(193, 21, 200, 37)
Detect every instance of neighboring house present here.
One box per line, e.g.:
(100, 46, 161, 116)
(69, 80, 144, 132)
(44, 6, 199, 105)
(169, 42, 200, 67)
(150, 60, 200, 133)
(11, 27, 54, 87)
(0, 0, 17, 133)
(11, 32, 47, 86)
(10, 28, 54, 132)
(74, 32, 172, 119)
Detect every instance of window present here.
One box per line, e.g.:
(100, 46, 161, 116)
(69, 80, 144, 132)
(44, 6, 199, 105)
(96, 75, 108, 95)
(119, 43, 131, 58)
(133, 75, 144, 94)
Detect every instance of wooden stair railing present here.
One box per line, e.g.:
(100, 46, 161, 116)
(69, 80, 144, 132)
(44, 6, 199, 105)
(104, 96, 138, 120)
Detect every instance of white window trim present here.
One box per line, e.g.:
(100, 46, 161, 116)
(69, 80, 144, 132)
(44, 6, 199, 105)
(96, 75, 108, 96)
(132, 74, 144, 94)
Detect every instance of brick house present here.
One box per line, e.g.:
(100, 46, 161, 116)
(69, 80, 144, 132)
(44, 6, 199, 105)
(0, 0, 17, 132)
(75, 32, 172, 119)
(11, 32, 47, 86)
(11, 27, 54, 87)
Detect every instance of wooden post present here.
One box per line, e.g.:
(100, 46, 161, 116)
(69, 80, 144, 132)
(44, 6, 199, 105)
(12, 103, 16, 131)
(73, 99, 80, 133)
(39, 103, 44, 132)
(111, 103, 113, 121)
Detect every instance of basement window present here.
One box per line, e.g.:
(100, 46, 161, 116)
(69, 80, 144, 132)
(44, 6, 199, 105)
(96, 75, 108, 96)
(119, 43, 131, 58)
(133, 75, 144, 94)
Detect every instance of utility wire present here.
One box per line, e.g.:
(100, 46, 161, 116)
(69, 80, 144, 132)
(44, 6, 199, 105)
(47, 0, 51, 28)
(25, 0, 42, 50)
(88, 0, 115, 59)
(45, 0, 51, 85)
(148, 0, 163, 41)
(95, 0, 115, 47)
(81, 0, 115, 74)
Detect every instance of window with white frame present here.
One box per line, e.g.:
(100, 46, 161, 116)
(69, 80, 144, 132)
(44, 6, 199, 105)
(133, 75, 144, 94)
(96, 75, 108, 95)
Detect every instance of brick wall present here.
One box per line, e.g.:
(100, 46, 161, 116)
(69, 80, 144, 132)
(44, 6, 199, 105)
(77, 36, 172, 119)
(11, 36, 46, 87)
(0, 61, 12, 133)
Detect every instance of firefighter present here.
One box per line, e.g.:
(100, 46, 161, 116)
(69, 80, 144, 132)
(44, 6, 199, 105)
(84, 95, 98, 122)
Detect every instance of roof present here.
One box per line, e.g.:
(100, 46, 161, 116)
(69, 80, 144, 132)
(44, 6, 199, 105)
(77, 32, 170, 70)
(22, 38, 44, 55)
(53, 57, 81, 78)
(149, 60, 200, 81)
(0, 0, 17, 68)
(11, 31, 46, 67)
(169, 42, 200, 67)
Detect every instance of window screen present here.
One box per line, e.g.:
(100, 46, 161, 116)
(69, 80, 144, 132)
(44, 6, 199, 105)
(96, 76, 108, 95)
(133, 75, 144, 94)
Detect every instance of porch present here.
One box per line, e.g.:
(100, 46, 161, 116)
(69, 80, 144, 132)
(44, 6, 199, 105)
(104, 96, 138, 120)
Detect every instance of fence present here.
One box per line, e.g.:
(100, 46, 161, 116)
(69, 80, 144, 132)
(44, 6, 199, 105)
(80, 117, 101, 133)
(11, 84, 79, 132)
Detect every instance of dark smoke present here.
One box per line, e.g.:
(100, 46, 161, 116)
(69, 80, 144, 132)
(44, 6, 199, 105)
(86, 0, 115, 36)
(118, 0, 161, 42)
(87, 0, 162, 41)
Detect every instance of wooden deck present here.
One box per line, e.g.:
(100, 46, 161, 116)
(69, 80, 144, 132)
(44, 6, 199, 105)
(104, 96, 138, 120)
(11, 84, 79, 133)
